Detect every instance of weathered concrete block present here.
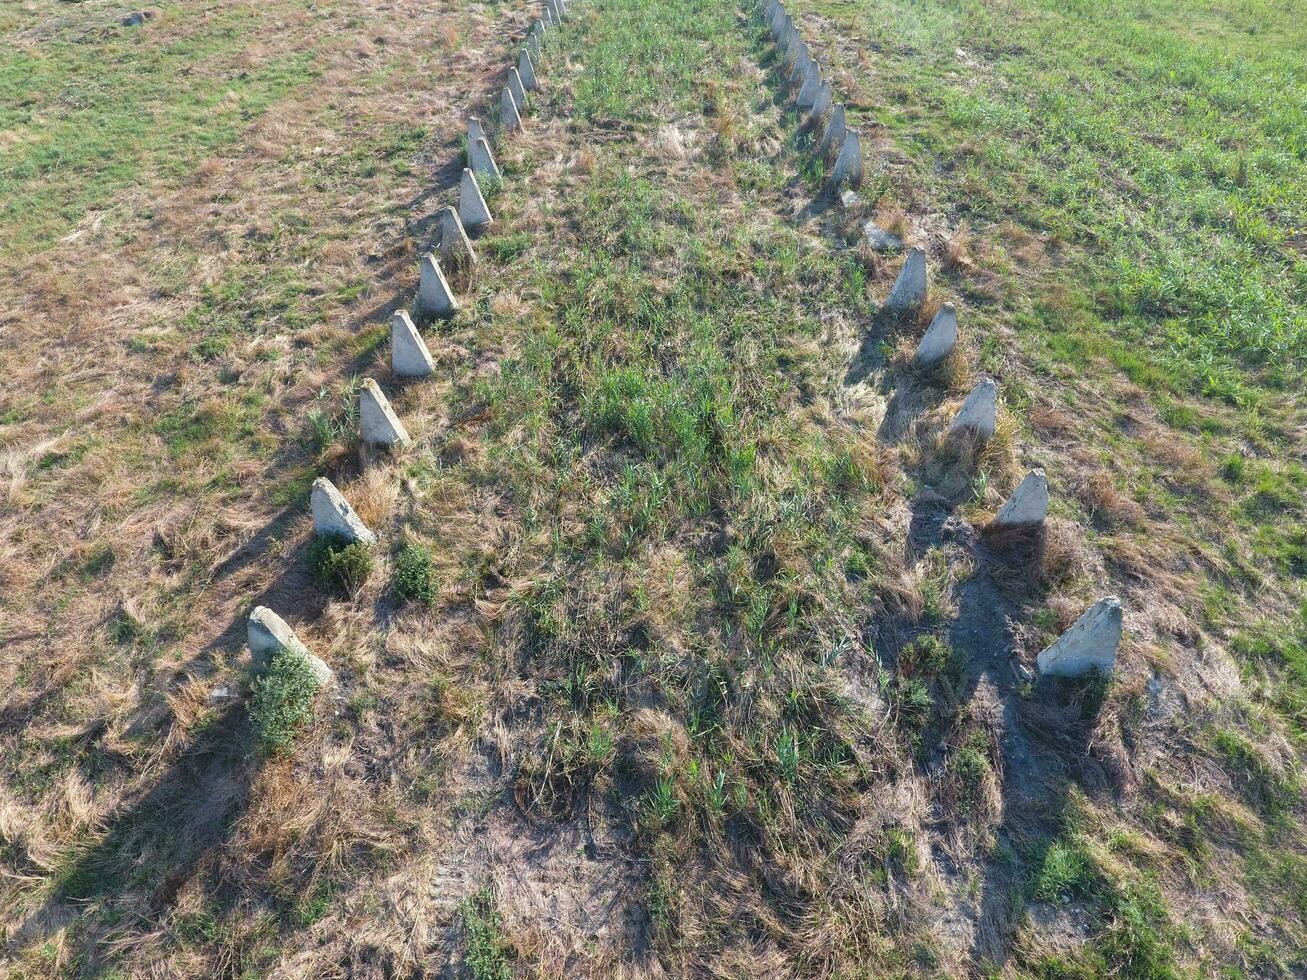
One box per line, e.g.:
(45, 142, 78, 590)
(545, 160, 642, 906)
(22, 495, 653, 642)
(790, 45, 812, 85)
(360, 378, 410, 446)
(439, 206, 477, 267)
(809, 78, 832, 124)
(796, 63, 821, 109)
(783, 32, 802, 68)
(831, 128, 863, 188)
(817, 103, 845, 159)
(469, 116, 489, 152)
(949, 377, 998, 441)
(994, 468, 1049, 526)
(458, 167, 493, 230)
(1037, 596, 1122, 678)
(519, 49, 538, 91)
(915, 302, 957, 366)
(247, 606, 334, 685)
(507, 67, 529, 113)
(500, 85, 523, 132)
(527, 29, 542, 64)
(311, 476, 377, 544)
(468, 135, 501, 180)
(863, 220, 902, 252)
(543, 1, 558, 27)
(419, 253, 459, 318)
(391, 309, 435, 378)
(885, 246, 927, 312)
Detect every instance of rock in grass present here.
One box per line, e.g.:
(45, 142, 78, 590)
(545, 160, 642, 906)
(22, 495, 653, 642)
(458, 167, 493, 230)
(797, 63, 821, 110)
(994, 469, 1049, 527)
(500, 85, 523, 133)
(391, 309, 435, 378)
(247, 607, 334, 685)
(817, 103, 845, 159)
(831, 129, 863, 188)
(915, 302, 957, 366)
(360, 378, 410, 446)
(863, 220, 902, 252)
(468, 135, 501, 181)
(438, 206, 477, 267)
(1036, 596, 1122, 678)
(419, 253, 459, 318)
(809, 78, 832, 124)
(519, 49, 538, 91)
(311, 477, 376, 545)
(949, 377, 999, 441)
(885, 246, 927, 312)
(527, 29, 542, 64)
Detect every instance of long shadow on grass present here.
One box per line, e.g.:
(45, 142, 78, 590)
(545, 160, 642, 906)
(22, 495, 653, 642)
(8, 702, 256, 963)
(909, 491, 1111, 968)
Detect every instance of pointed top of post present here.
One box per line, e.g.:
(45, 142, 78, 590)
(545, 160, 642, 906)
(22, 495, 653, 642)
(438, 206, 477, 267)
(468, 135, 501, 180)
(500, 85, 523, 133)
(359, 378, 410, 447)
(458, 167, 493, 230)
(518, 48, 539, 91)
(391, 309, 435, 378)
(886, 246, 928, 312)
(418, 253, 459, 318)
(949, 377, 999, 441)
(507, 66, 528, 113)
(914, 302, 958, 366)
(831, 128, 863, 189)
(311, 476, 377, 544)
(817, 103, 845, 159)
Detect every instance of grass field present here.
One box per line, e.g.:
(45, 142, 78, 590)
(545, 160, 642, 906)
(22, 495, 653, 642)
(0, 0, 1303, 976)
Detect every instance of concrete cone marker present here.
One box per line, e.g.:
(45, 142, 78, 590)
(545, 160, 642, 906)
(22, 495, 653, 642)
(790, 45, 811, 85)
(993, 469, 1050, 527)
(359, 378, 410, 447)
(468, 135, 501, 180)
(914, 302, 958, 366)
(391, 310, 435, 378)
(507, 66, 529, 114)
(1037, 597, 1123, 678)
(783, 32, 802, 69)
(438, 206, 477, 267)
(949, 377, 999, 441)
(501, 85, 523, 133)
(311, 476, 377, 544)
(797, 63, 821, 109)
(817, 103, 845, 159)
(519, 48, 539, 91)
(885, 246, 927, 312)
(468, 115, 488, 150)
(528, 29, 542, 64)
(418, 254, 459, 317)
(458, 167, 493, 230)
(248, 607, 334, 684)
(808, 78, 832, 124)
(831, 128, 863, 188)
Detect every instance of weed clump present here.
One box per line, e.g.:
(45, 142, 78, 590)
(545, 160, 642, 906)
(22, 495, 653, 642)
(393, 542, 437, 604)
(250, 648, 324, 756)
(308, 534, 374, 596)
(458, 886, 513, 980)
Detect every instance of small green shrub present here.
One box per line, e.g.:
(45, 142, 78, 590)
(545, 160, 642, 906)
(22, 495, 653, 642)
(250, 648, 324, 756)
(394, 542, 437, 604)
(899, 634, 953, 677)
(458, 886, 513, 980)
(308, 535, 374, 596)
